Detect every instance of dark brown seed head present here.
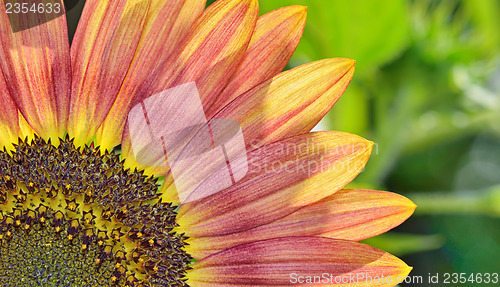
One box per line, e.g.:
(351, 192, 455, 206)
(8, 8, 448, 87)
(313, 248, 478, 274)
(0, 136, 191, 286)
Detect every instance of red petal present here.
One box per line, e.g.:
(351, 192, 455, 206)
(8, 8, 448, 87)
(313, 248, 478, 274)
(0, 1, 71, 139)
(188, 237, 412, 286)
(186, 189, 416, 258)
(176, 132, 373, 237)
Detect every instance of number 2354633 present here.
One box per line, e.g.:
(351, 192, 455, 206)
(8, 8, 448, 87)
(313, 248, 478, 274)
(5, 2, 62, 14)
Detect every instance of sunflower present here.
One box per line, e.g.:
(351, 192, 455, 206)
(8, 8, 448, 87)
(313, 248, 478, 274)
(0, 0, 416, 286)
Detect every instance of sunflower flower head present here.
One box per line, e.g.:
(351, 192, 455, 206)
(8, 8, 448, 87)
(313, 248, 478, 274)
(0, 135, 191, 285)
(0, 0, 415, 286)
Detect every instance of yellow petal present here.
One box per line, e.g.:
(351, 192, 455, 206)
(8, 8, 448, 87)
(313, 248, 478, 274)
(214, 58, 355, 151)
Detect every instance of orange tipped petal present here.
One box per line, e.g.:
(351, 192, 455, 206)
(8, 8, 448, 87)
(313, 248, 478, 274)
(306, 189, 416, 240)
(96, 0, 207, 150)
(188, 237, 412, 286)
(0, 1, 71, 139)
(156, 0, 259, 110)
(186, 189, 416, 258)
(68, 0, 152, 146)
(176, 132, 373, 237)
(214, 58, 355, 150)
(209, 5, 307, 115)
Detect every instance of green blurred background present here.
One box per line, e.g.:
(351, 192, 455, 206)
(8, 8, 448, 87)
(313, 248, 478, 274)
(245, 0, 500, 285)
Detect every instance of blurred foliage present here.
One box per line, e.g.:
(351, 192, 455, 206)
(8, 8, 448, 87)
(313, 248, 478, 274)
(362, 233, 445, 257)
(260, 0, 411, 71)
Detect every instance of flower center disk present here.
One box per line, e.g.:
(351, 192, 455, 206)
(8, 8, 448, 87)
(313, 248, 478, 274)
(0, 137, 191, 286)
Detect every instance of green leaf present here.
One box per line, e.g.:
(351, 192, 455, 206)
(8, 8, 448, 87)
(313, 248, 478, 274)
(362, 232, 445, 256)
(325, 83, 369, 136)
(259, 0, 411, 73)
(464, 0, 500, 58)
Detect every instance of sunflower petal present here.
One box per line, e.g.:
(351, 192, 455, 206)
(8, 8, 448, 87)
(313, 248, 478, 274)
(186, 189, 416, 258)
(176, 132, 373, 237)
(188, 237, 412, 286)
(208, 5, 307, 115)
(155, 0, 259, 110)
(214, 58, 355, 150)
(120, 0, 258, 169)
(95, 0, 207, 150)
(68, 0, 152, 146)
(0, 1, 71, 139)
(0, 75, 21, 149)
(17, 112, 34, 141)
